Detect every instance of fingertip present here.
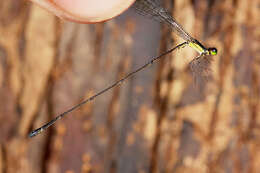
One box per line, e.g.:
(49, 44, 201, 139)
(30, 0, 136, 23)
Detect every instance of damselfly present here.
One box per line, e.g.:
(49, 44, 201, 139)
(29, 0, 217, 137)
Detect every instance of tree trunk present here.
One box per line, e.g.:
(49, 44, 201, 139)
(0, 0, 259, 173)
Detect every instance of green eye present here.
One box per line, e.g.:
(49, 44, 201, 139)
(209, 48, 218, 55)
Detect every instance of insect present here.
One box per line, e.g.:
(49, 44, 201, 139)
(29, 0, 217, 137)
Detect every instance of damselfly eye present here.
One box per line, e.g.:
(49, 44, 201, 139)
(208, 48, 217, 55)
(30, 0, 135, 23)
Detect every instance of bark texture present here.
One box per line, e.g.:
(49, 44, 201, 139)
(0, 0, 259, 173)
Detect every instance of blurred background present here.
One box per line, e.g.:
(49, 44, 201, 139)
(0, 0, 259, 173)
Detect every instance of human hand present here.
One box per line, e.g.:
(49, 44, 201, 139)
(30, 0, 136, 23)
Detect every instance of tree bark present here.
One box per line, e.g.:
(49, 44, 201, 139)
(0, 0, 259, 173)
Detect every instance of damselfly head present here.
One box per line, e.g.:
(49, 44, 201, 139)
(208, 48, 218, 56)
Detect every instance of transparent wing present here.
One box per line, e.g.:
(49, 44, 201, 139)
(132, 0, 160, 18)
(189, 54, 213, 88)
(132, 0, 194, 42)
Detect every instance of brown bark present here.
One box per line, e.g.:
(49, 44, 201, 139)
(0, 0, 259, 173)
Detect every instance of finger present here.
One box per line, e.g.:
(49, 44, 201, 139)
(30, 0, 136, 23)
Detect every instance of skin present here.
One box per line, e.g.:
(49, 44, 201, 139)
(30, 0, 136, 23)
